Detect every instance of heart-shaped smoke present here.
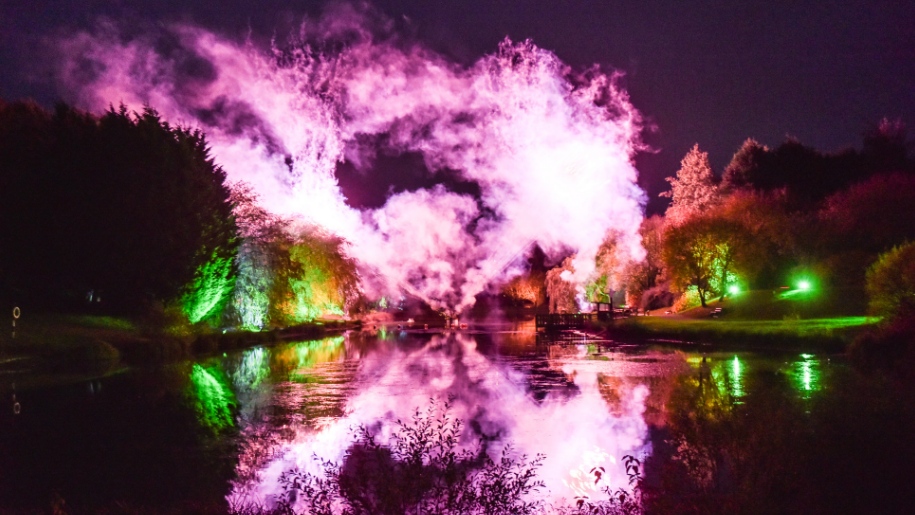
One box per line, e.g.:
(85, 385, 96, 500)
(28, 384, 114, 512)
(57, 10, 646, 313)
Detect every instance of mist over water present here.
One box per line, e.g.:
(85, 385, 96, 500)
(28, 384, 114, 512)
(57, 5, 646, 312)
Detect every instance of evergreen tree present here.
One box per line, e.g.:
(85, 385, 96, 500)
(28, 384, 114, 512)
(660, 144, 719, 226)
(721, 138, 770, 192)
(0, 100, 238, 317)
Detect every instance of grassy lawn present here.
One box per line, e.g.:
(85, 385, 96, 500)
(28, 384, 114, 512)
(610, 288, 879, 349)
(619, 315, 876, 337)
(612, 315, 878, 350)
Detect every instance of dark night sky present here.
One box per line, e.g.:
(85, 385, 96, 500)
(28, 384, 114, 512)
(2, 0, 913, 214)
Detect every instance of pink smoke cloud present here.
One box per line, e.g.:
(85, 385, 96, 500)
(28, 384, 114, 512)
(56, 7, 647, 312)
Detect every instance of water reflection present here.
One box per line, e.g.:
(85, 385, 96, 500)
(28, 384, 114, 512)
(0, 327, 855, 512)
(792, 353, 822, 398)
(188, 364, 236, 432)
(180, 330, 845, 510)
(224, 331, 655, 509)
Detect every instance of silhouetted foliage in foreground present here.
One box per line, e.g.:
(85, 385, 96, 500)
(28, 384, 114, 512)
(232, 400, 644, 515)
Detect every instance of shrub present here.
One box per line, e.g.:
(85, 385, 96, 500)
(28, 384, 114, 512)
(866, 242, 915, 321)
(275, 400, 545, 515)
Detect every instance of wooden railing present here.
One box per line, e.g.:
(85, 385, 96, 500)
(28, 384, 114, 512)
(535, 312, 611, 329)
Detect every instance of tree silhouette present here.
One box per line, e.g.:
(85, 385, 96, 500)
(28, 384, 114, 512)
(0, 100, 237, 316)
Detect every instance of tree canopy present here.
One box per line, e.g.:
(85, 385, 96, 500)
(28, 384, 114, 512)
(0, 100, 238, 315)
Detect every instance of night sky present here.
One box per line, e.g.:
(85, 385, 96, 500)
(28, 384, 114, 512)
(2, 0, 913, 214)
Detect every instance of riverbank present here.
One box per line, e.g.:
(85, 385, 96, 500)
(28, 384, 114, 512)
(601, 289, 878, 351)
(0, 313, 358, 389)
(606, 314, 876, 351)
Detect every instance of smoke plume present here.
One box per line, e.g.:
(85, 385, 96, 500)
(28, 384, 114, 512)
(57, 6, 647, 313)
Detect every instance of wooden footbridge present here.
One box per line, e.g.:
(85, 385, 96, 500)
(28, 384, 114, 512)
(535, 303, 614, 330)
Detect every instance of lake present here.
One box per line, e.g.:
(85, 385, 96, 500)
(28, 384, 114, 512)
(2, 321, 910, 513)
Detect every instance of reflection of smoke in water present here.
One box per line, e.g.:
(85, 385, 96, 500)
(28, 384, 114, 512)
(57, 5, 646, 313)
(227, 332, 650, 509)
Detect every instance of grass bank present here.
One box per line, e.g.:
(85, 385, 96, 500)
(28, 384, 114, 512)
(0, 312, 357, 387)
(606, 288, 878, 351)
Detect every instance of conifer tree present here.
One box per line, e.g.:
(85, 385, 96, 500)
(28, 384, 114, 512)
(661, 144, 719, 226)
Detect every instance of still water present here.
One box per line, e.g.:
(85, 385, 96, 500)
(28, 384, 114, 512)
(0, 322, 841, 512)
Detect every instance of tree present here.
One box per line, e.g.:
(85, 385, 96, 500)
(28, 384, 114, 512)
(715, 190, 796, 288)
(820, 173, 915, 256)
(624, 216, 667, 308)
(660, 144, 719, 226)
(584, 231, 624, 304)
(229, 186, 361, 329)
(861, 118, 913, 175)
(721, 138, 770, 193)
(545, 257, 578, 313)
(866, 242, 915, 321)
(0, 101, 238, 316)
(662, 216, 747, 307)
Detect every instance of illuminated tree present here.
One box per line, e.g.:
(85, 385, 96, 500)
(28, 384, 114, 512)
(624, 215, 666, 307)
(545, 257, 578, 313)
(229, 188, 360, 329)
(584, 231, 624, 304)
(716, 190, 796, 288)
(866, 242, 915, 321)
(278, 227, 361, 323)
(502, 274, 545, 307)
(660, 144, 719, 226)
(662, 216, 747, 307)
(500, 246, 548, 308)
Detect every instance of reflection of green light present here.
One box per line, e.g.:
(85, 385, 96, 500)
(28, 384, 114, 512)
(794, 355, 821, 396)
(802, 362, 812, 390)
(290, 336, 345, 381)
(189, 364, 237, 431)
(731, 356, 744, 399)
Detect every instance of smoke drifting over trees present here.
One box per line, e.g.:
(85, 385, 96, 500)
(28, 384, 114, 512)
(54, 7, 648, 314)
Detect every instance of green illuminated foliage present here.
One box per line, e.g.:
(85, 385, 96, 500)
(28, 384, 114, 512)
(584, 230, 624, 304)
(228, 187, 361, 329)
(663, 216, 743, 307)
(233, 347, 270, 390)
(275, 228, 360, 325)
(181, 250, 236, 324)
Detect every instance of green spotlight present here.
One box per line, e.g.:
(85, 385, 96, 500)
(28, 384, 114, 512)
(798, 280, 811, 291)
(728, 284, 740, 295)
